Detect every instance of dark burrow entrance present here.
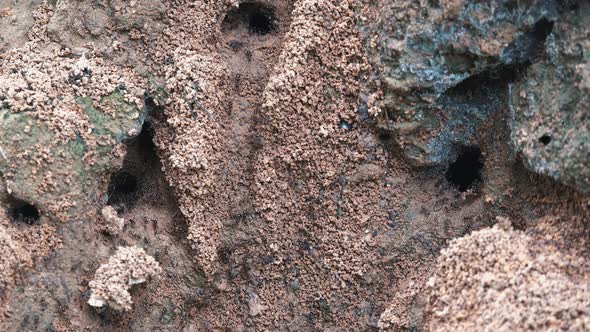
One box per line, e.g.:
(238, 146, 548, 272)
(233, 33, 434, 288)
(446, 147, 484, 192)
(539, 134, 552, 146)
(106, 121, 161, 212)
(97, 119, 209, 329)
(106, 171, 138, 207)
(6, 196, 40, 225)
(222, 2, 277, 35)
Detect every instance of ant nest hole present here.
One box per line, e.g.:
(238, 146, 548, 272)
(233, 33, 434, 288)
(107, 171, 139, 208)
(446, 147, 484, 192)
(105, 122, 159, 212)
(6, 196, 40, 225)
(222, 2, 277, 35)
(539, 134, 552, 146)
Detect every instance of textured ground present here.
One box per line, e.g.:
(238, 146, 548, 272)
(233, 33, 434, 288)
(0, 0, 589, 331)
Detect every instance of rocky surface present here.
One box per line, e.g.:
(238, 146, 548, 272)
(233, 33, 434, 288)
(0, 0, 41, 52)
(509, 2, 590, 193)
(361, 0, 559, 167)
(0, 0, 588, 331)
(0, 42, 148, 221)
(88, 246, 161, 311)
(424, 217, 590, 331)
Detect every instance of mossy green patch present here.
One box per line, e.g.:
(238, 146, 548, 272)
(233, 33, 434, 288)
(77, 92, 144, 143)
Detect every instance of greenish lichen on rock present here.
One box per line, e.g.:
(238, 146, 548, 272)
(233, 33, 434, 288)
(363, 0, 559, 167)
(509, 3, 590, 193)
(0, 45, 148, 220)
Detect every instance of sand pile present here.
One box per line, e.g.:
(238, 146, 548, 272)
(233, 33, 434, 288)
(425, 218, 590, 331)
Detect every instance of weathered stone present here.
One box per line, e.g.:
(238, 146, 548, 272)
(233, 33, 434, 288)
(0, 0, 38, 52)
(0, 50, 147, 220)
(0, 99, 146, 220)
(509, 3, 590, 192)
(364, 0, 558, 167)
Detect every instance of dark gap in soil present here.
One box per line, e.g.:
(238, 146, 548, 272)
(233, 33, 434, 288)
(99, 117, 208, 324)
(378, 131, 393, 143)
(222, 2, 277, 35)
(446, 147, 483, 192)
(531, 18, 555, 54)
(106, 122, 159, 212)
(539, 134, 552, 146)
(6, 196, 40, 225)
(447, 64, 526, 97)
(503, 17, 554, 64)
(249, 7, 274, 34)
(106, 171, 138, 206)
(434, 26, 554, 192)
(106, 116, 195, 244)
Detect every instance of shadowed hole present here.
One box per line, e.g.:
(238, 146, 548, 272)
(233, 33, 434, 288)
(532, 18, 554, 47)
(107, 171, 139, 207)
(7, 197, 40, 225)
(222, 2, 277, 35)
(539, 134, 551, 146)
(377, 131, 393, 144)
(446, 147, 484, 192)
(106, 122, 158, 211)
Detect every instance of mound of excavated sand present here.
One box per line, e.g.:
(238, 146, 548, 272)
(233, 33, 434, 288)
(88, 246, 161, 311)
(424, 218, 590, 331)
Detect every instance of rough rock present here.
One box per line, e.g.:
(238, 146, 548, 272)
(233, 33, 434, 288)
(0, 0, 40, 52)
(0, 222, 28, 288)
(0, 0, 589, 331)
(46, 0, 167, 66)
(0, 210, 61, 290)
(509, 3, 590, 193)
(0, 45, 148, 221)
(362, 0, 559, 167)
(100, 205, 125, 234)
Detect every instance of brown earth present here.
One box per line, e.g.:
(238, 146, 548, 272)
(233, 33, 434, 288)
(0, 0, 589, 331)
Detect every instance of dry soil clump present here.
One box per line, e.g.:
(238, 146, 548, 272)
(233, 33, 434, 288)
(88, 246, 161, 311)
(424, 218, 590, 331)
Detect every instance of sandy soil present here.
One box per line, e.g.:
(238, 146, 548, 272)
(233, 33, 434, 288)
(0, 0, 589, 331)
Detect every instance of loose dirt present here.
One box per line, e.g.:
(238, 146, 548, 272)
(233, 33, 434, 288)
(0, 1, 589, 331)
